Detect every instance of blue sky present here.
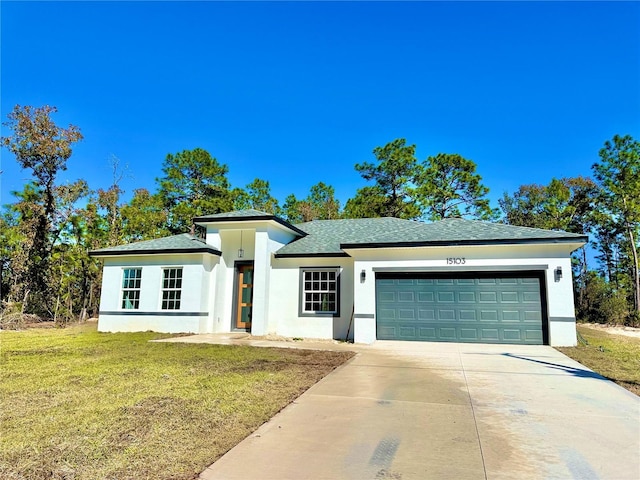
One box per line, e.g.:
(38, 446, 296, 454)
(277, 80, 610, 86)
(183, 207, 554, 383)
(2, 1, 639, 212)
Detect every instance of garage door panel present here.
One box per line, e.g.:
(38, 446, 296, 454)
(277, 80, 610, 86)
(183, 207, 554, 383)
(419, 327, 437, 339)
(479, 292, 498, 303)
(399, 326, 416, 338)
(437, 291, 455, 302)
(503, 329, 523, 341)
(398, 309, 416, 320)
(501, 292, 519, 303)
(378, 291, 396, 303)
(501, 310, 521, 321)
(418, 309, 436, 320)
(459, 310, 477, 320)
(376, 274, 545, 344)
(480, 310, 499, 321)
(480, 329, 500, 341)
(524, 311, 542, 321)
(460, 329, 479, 341)
(378, 308, 397, 320)
(438, 327, 457, 340)
(398, 291, 415, 302)
(438, 309, 456, 320)
(417, 292, 435, 302)
(524, 330, 543, 342)
(458, 292, 476, 303)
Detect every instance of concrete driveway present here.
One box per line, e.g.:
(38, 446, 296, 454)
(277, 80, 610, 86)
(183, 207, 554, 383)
(194, 339, 639, 480)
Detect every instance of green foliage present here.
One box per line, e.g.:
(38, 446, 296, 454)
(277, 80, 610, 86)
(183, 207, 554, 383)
(416, 153, 497, 221)
(577, 272, 629, 325)
(121, 188, 170, 242)
(282, 182, 341, 222)
(1, 106, 83, 316)
(500, 176, 598, 232)
(1, 105, 83, 191)
(233, 178, 281, 215)
(343, 186, 391, 219)
(593, 134, 640, 314)
(282, 193, 303, 223)
(346, 138, 420, 219)
(157, 148, 233, 234)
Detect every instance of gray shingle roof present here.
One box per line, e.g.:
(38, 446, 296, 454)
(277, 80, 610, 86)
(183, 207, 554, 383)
(193, 209, 272, 220)
(193, 209, 306, 236)
(89, 233, 221, 257)
(275, 217, 588, 257)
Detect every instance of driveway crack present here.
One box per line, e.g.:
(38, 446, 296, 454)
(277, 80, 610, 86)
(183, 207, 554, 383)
(461, 356, 488, 480)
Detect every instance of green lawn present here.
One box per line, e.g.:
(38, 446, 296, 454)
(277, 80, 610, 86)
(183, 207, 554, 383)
(0, 323, 354, 480)
(557, 325, 640, 396)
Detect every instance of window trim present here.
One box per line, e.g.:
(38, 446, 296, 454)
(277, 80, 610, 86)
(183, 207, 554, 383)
(298, 267, 341, 317)
(160, 267, 183, 311)
(120, 267, 142, 310)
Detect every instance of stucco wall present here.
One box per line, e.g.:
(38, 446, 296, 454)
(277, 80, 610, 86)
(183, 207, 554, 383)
(207, 223, 298, 334)
(97, 253, 217, 333)
(348, 244, 578, 346)
(269, 257, 355, 340)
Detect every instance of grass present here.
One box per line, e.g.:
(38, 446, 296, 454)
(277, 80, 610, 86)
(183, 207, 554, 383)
(557, 325, 640, 396)
(0, 323, 354, 480)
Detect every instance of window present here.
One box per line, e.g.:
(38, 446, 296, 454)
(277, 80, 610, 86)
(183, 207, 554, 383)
(161, 267, 183, 310)
(301, 268, 339, 314)
(121, 268, 142, 309)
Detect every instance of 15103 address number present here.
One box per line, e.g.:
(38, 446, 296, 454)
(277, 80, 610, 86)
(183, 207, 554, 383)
(446, 257, 466, 265)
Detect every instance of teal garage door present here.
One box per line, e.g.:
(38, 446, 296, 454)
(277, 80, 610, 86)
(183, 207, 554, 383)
(376, 273, 546, 344)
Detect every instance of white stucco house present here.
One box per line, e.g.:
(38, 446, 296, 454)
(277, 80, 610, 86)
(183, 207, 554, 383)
(90, 209, 587, 346)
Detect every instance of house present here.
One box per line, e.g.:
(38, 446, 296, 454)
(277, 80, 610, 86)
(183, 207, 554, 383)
(90, 209, 587, 346)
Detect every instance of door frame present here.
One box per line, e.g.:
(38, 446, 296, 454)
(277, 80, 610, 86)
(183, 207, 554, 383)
(232, 260, 254, 332)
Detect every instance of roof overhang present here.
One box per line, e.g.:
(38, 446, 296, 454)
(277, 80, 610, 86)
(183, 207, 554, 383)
(193, 214, 307, 237)
(340, 236, 588, 250)
(89, 247, 222, 258)
(274, 252, 351, 259)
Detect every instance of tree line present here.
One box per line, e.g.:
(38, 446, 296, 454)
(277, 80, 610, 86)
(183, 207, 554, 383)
(1, 105, 638, 326)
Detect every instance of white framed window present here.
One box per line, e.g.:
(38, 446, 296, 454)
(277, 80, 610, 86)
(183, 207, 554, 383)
(301, 268, 339, 315)
(161, 267, 183, 310)
(121, 268, 142, 309)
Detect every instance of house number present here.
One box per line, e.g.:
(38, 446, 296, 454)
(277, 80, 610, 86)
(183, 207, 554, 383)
(446, 257, 466, 265)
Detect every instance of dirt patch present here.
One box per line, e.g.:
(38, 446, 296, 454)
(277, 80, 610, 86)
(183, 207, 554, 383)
(580, 323, 640, 338)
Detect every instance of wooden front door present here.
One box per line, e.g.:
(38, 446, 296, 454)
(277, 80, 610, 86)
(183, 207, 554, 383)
(235, 264, 254, 330)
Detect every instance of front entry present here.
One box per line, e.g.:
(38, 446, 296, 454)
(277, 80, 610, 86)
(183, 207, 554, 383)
(235, 263, 254, 330)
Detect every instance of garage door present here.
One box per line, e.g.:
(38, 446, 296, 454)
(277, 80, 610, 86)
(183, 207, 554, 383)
(376, 273, 546, 344)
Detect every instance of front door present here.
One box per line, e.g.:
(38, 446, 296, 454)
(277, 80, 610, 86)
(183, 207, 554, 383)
(235, 264, 254, 330)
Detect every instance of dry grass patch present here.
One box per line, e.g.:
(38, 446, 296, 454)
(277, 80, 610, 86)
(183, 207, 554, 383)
(0, 324, 354, 479)
(557, 324, 640, 396)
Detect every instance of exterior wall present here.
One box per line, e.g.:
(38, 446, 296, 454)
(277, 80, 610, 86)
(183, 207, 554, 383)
(206, 222, 298, 334)
(348, 244, 579, 346)
(97, 253, 218, 333)
(269, 256, 355, 340)
(211, 229, 256, 333)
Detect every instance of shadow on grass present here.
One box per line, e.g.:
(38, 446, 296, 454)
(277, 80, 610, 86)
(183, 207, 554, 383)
(502, 353, 610, 381)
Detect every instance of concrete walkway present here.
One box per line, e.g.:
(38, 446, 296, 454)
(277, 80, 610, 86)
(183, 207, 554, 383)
(161, 335, 640, 480)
